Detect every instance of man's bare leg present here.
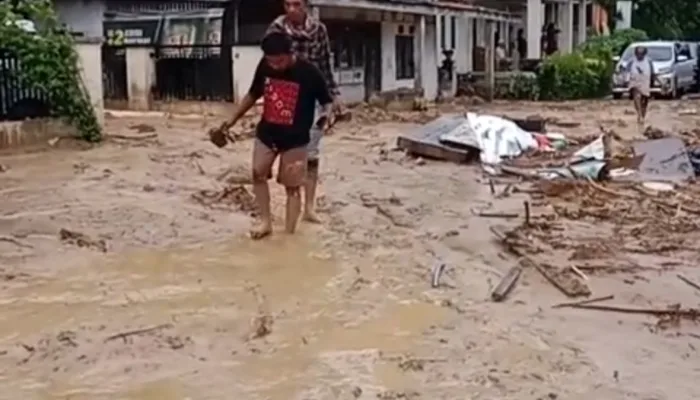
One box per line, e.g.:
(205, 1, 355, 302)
(285, 187, 302, 233)
(251, 181, 273, 239)
(632, 90, 643, 124)
(250, 140, 274, 240)
(640, 95, 649, 123)
(302, 160, 321, 223)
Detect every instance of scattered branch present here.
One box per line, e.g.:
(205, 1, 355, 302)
(677, 274, 700, 292)
(552, 294, 614, 309)
(104, 324, 173, 343)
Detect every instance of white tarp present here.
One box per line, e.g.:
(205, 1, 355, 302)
(571, 134, 605, 161)
(439, 112, 538, 173)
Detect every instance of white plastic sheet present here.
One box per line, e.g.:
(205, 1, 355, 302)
(439, 112, 538, 173)
(571, 134, 605, 161)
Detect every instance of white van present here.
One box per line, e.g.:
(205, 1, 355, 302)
(611, 41, 696, 99)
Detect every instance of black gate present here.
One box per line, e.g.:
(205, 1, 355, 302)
(0, 49, 51, 121)
(102, 45, 128, 101)
(153, 44, 232, 101)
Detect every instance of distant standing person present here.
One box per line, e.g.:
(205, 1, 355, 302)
(543, 23, 559, 55)
(628, 46, 657, 125)
(225, 32, 333, 239)
(516, 29, 526, 60)
(266, 0, 341, 224)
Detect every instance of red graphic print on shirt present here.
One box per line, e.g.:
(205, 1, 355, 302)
(263, 78, 300, 126)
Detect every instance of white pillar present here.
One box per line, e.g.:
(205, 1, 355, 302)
(558, 0, 573, 53)
(485, 21, 495, 101)
(506, 22, 512, 53)
(415, 14, 426, 93)
(436, 13, 443, 50)
(465, 17, 474, 71)
(475, 18, 485, 47)
(75, 39, 105, 125)
(499, 21, 507, 49)
(577, 0, 587, 46)
(511, 25, 520, 71)
(526, 0, 542, 59)
(126, 47, 153, 111)
(455, 16, 468, 73)
(546, 3, 556, 25)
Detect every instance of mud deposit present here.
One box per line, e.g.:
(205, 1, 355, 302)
(1, 100, 700, 399)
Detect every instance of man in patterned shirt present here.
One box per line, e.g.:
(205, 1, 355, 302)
(266, 0, 341, 224)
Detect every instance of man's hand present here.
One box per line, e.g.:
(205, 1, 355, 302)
(223, 118, 237, 132)
(331, 97, 343, 114)
(208, 118, 237, 148)
(322, 116, 333, 134)
(318, 104, 334, 135)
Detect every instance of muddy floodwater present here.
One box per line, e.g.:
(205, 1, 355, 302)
(1, 100, 700, 399)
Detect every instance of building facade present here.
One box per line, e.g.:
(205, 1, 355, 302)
(54, 0, 604, 108)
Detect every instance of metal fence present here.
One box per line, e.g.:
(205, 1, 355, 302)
(152, 44, 232, 101)
(0, 49, 51, 121)
(102, 45, 128, 101)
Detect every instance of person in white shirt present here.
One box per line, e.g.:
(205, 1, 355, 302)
(628, 46, 656, 124)
(495, 40, 508, 70)
(495, 40, 507, 61)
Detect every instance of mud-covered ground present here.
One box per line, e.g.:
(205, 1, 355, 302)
(1, 99, 699, 400)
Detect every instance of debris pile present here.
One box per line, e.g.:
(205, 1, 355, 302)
(399, 113, 700, 183)
(484, 178, 700, 326)
(59, 228, 107, 252)
(399, 112, 700, 325)
(350, 103, 438, 125)
(481, 130, 700, 325)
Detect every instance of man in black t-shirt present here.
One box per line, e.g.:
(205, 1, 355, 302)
(226, 32, 333, 239)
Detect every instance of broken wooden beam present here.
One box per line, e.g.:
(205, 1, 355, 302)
(396, 114, 479, 163)
(491, 266, 522, 302)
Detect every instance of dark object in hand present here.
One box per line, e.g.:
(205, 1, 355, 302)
(208, 122, 234, 148)
(209, 128, 228, 148)
(315, 108, 353, 129)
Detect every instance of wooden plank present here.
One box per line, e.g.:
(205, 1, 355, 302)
(491, 265, 522, 302)
(396, 114, 479, 163)
(502, 116, 546, 132)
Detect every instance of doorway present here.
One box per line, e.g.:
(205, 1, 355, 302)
(326, 20, 381, 102)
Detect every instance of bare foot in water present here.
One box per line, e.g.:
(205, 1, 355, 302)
(302, 210, 321, 224)
(249, 222, 272, 240)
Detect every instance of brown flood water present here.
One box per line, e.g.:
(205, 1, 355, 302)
(3, 105, 700, 399)
(0, 233, 447, 399)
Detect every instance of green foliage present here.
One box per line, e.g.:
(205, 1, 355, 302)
(632, 0, 700, 40)
(496, 73, 539, 100)
(537, 53, 612, 100)
(535, 29, 646, 101)
(0, 0, 101, 142)
(497, 29, 644, 101)
(578, 28, 648, 58)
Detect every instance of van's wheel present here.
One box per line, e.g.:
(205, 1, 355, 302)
(612, 93, 622, 100)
